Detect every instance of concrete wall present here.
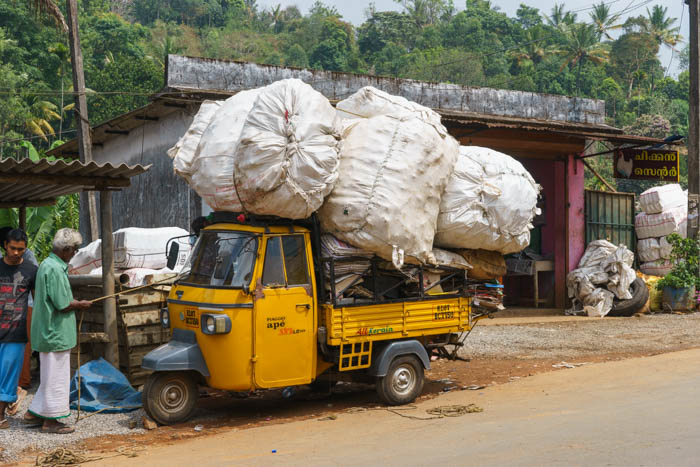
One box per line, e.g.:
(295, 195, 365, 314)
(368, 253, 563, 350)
(166, 55, 606, 125)
(79, 107, 201, 239)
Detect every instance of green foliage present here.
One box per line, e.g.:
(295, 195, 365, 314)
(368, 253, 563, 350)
(655, 234, 700, 290)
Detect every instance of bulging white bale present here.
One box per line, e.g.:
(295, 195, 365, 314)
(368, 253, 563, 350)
(113, 227, 190, 270)
(635, 206, 687, 239)
(233, 79, 341, 219)
(319, 114, 459, 266)
(659, 236, 672, 258)
(69, 239, 102, 275)
(69, 227, 191, 273)
(639, 183, 686, 214)
(435, 146, 541, 254)
(637, 237, 661, 263)
(168, 100, 223, 180)
(640, 260, 674, 277)
(190, 89, 261, 211)
(336, 86, 444, 130)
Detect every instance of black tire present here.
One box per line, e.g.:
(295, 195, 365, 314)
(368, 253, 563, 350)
(376, 355, 424, 405)
(143, 371, 199, 425)
(608, 277, 649, 317)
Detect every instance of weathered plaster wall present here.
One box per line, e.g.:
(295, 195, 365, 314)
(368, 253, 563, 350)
(567, 154, 586, 272)
(166, 55, 606, 125)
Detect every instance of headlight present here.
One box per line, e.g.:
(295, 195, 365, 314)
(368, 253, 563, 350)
(160, 308, 170, 328)
(200, 313, 231, 335)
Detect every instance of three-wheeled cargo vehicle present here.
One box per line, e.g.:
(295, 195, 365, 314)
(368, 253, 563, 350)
(142, 213, 492, 425)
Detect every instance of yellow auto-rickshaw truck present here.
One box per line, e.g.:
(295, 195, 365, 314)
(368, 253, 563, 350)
(142, 212, 492, 425)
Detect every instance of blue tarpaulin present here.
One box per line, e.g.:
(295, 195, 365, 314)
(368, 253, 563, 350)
(69, 358, 142, 413)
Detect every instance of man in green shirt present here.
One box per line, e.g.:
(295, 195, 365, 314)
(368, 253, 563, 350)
(24, 228, 90, 434)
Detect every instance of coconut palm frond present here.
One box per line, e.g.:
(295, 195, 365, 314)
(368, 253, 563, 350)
(30, 0, 68, 33)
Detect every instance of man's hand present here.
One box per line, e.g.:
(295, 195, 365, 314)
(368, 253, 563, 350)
(76, 300, 92, 310)
(62, 299, 92, 312)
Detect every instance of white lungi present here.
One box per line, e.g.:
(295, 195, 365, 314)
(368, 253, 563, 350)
(28, 350, 71, 419)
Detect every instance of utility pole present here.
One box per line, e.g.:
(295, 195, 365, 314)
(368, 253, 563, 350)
(65, 0, 99, 242)
(688, 0, 700, 238)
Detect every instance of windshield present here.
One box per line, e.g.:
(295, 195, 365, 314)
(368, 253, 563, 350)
(180, 231, 258, 288)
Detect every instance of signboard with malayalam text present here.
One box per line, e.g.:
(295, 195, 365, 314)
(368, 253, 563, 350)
(613, 148, 679, 182)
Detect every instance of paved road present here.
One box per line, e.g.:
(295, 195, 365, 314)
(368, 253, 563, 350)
(97, 349, 700, 467)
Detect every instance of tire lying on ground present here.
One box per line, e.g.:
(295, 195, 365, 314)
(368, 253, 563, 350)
(608, 277, 650, 317)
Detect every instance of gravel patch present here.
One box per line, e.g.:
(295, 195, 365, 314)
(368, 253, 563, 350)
(460, 313, 700, 359)
(0, 387, 145, 463)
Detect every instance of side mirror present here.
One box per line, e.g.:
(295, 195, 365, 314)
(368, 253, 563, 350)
(167, 241, 180, 270)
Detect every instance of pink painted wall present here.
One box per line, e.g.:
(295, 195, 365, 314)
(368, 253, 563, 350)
(567, 154, 586, 272)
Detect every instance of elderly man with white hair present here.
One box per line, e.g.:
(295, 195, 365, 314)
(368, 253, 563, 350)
(23, 228, 91, 434)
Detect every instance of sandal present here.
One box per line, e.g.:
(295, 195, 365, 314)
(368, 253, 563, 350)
(41, 423, 75, 434)
(0, 419, 8, 429)
(22, 412, 42, 425)
(6, 387, 27, 416)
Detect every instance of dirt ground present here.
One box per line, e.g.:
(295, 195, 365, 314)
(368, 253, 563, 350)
(12, 313, 700, 465)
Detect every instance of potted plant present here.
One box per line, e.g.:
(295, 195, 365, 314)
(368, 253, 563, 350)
(655, 233, 700, 311)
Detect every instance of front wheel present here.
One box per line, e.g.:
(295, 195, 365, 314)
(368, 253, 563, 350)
(376, 355, 424, 405)
(143, 371, 199, 425)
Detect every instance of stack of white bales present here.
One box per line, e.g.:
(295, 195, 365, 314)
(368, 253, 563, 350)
(635, 183, 687, 276)
(169, 83, 541, 269)
(169, 79, 342, 219)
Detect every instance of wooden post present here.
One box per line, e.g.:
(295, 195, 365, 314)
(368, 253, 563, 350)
(18, 207, 26, 231)
(65, 0, 99, 243)
(688, 0, 700, 238)
(100, 191, 119, 368)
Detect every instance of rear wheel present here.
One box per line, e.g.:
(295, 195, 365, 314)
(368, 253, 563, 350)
(143, 371, 199, 425)
(376, 355, 424, 405)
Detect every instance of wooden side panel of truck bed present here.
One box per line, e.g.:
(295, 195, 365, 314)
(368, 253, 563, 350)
(322, 296, 472, 346)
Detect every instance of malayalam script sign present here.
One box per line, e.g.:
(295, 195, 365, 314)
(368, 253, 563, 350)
(614, 148, 679, 182)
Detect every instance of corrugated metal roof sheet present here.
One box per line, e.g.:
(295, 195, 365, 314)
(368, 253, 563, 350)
(0, 158, 150, 207)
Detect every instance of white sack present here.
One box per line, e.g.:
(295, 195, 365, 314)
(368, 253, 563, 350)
(233, 79, 341, 219)
(190, 89, 261, 211)
(429, 249, 472, 271)
(68, 239, 102, 275)
(566, 240, 636, 317)
(113, 227, 190, 270)
(435, 146, 541, 254)
(168, 101, 223, 179)
(639, 183, 686, 214)
(640, 260, 674, 276)
(336, 86, 444, 130)
(635, 206, 687, 239)
(659, 236, 673, 259)
(637, 237, 661, 263)
(319, 114, 459, 266)
(582, 289, 615, 318)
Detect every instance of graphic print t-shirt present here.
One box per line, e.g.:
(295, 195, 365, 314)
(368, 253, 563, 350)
(0, 259, 37, 343)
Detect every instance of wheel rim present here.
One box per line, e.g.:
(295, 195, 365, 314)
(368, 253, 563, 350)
(158, 379, 190, 415)
(391, 364, 416, 396)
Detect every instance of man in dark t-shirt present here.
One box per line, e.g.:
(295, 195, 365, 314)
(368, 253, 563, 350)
(0, 229, 37, 428)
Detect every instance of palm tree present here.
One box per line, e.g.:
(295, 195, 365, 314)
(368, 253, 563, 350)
(25, 99, 61, 142)
(557, 23, 610, 95)
(510, 28, 559, 67)
(643, 5, 681, 50)
(27, 0, 67, 33)
(589, 2, 622, 40)
(545, 3, 577, 29)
